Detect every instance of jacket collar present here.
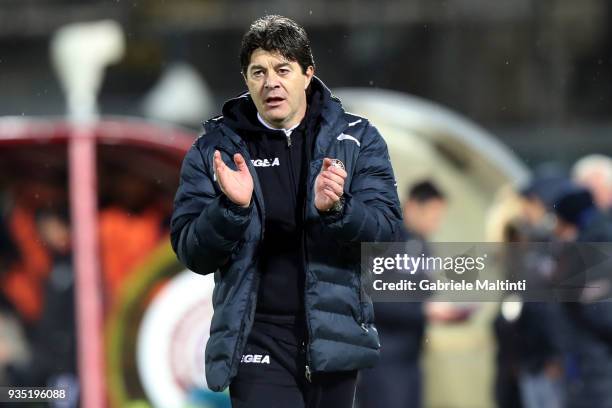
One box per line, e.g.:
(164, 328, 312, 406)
(203, 76, 348, 153)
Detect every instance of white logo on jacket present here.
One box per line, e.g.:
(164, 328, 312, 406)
(337, 133, 361, 147)
(240, 354, 271, 364)
(251, 158, 280, 167)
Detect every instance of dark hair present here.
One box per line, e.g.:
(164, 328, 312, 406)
(553, 187, 595, 226)
(240, 15, 315, 75)
(407, 180, 446, 203)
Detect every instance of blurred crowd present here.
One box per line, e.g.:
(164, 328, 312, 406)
(491, 154, 612, 408)
(0, 163, 171, 405)
(357, 153, 612, 408)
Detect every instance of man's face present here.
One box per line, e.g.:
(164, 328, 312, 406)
(244, 48, 314, 129)
(403, 198, 447, 238)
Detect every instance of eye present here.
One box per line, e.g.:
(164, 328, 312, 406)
(278, 68, 290, 75)
(251, 70, 263, 78)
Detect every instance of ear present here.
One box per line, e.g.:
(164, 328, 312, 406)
(304, 66, 314, 90)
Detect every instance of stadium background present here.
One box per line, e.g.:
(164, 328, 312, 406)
(0, 1, 611, 407)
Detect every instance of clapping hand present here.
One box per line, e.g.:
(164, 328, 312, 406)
(314, 158, 346, 212)
(213, 150, 253, 208)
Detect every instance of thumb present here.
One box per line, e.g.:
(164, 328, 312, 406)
(233, 153, 249, 172)
(321, 158, 332, 172)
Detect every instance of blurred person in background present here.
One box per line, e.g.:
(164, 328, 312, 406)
(494, 175, 568, 408)
(0, 177, 65, 327)
(7, 206, 79, 405)
(486, 186, 526, 408)
(171, 15, 401, 408)
(0, 188, 31, 385)
(0, 175, 68, 388)
(571, 154, 612, 216)
(358, 180, 458, 408)
(551, 186, 612, 408)
(402, 180, 447, 240)
(518, 174, 569, 239)
(402, 182, 472, 323)
(99, 167, 168, 310)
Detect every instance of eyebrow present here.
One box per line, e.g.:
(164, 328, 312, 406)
(249, 62, 291, 72)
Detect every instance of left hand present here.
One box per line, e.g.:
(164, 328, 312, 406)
(314, 158, 347, 212)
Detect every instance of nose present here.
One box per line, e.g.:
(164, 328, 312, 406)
(264, 71, 280, 89)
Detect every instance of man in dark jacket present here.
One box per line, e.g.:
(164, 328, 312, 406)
(170, 15, 402, 408)
(358, 180, 448, 408)
(494, 176, 567, 408)
(552, 186, 612, 408)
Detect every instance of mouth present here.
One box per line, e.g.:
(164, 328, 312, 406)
(264, 96, 285, 108)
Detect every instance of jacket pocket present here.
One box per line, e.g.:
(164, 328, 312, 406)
(357, 299, 380, 350)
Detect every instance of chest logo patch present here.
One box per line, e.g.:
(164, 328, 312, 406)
(251, 158, 280, 167)
(241, 354, 271, 364)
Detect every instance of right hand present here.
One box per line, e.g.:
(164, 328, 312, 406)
(214, 150, 253, 207)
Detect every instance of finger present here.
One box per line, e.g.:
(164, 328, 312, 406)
(323, 188, 341, 202)
(322, 175, 343, 192)
(315, 172, 329, 188)
(322, 171, 344, 186)
(321, 158, 333, 172)
(328, 165, 347, 179)
(213, 150, 226, 175)
(233, 153, 249, 173)
(213, 150, 221, 167)
(214, 150, 225, 170)
(322, 178, 344, 196)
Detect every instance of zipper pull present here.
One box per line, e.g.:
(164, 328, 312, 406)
(305, 365, 312, 382)
(286, 134, 292, 147)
